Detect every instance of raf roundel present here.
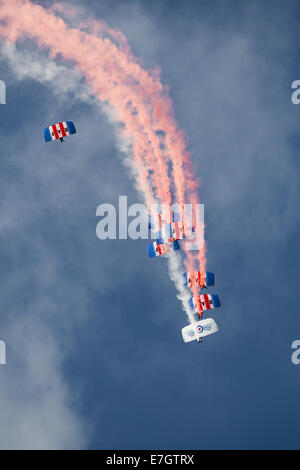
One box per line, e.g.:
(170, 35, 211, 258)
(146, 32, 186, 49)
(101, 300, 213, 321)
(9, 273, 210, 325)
(197, 325, 204, 333)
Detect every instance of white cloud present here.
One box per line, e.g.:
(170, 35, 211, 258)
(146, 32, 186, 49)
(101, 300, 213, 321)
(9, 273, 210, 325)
(0, 316, 88, 449)
(1, 41, 94, 106)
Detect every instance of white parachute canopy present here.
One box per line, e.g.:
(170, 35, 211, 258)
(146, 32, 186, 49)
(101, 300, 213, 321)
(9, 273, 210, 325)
(182, 318, 219, 343)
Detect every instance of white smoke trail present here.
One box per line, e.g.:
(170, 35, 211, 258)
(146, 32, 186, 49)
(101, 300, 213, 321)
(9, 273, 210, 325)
(167, 251, 194, 323)
(0, 41, 94, 106)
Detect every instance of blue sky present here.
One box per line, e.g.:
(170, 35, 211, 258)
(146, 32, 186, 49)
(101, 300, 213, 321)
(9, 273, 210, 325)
(0, 0, 299, 449)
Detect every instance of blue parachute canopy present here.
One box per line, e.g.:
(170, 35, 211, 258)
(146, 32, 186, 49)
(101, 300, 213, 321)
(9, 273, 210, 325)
(206, 272, 215, 286)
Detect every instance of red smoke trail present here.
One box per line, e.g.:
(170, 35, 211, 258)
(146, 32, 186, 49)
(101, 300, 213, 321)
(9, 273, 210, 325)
(0, 0, 206, 274)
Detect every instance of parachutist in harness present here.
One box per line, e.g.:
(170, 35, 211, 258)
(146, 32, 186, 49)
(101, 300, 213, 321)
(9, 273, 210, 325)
(59, 137, 65, 143)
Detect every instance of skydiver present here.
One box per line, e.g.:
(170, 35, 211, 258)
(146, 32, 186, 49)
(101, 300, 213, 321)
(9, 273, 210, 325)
(59, 137, 65, 143)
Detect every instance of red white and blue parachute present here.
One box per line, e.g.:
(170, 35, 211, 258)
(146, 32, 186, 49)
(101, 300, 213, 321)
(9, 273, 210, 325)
(44, 121, 76, 142)
(148, 210, 180, 231)
(189, 294, 221, 318)
(154, 220, 186, 243)
(183, 271, 214, 288)
(148, 239, 180, 258)
(149, 210, 196, 244)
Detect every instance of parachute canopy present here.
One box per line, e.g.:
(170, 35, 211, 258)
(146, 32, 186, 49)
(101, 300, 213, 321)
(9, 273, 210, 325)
(148, 210, 180, 231)
(182, 318, 219, 343)
(183, 271, 214, 288)
(148, 240, 180, 258)
(155, 220, 186, 243)
(189, 293, 221, 316)
(44, 121, 76, 142)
